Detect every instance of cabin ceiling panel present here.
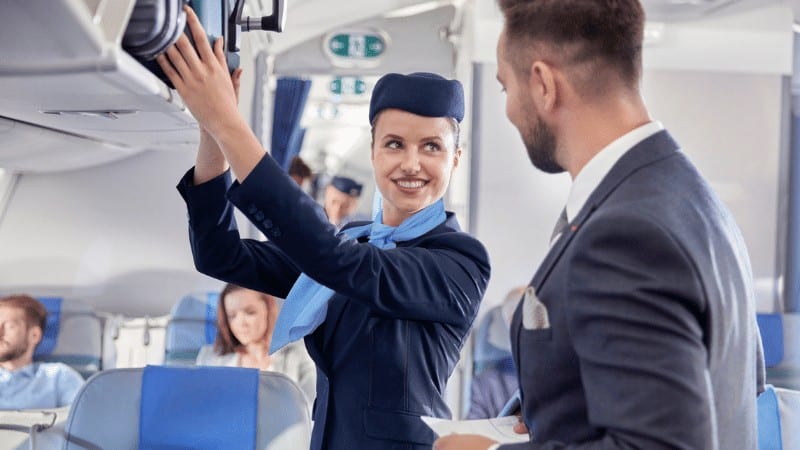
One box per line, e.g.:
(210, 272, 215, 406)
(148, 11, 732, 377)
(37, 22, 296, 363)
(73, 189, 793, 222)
(274, 5, 457, 76)
(0, 150, 217, 315)
(640, 0, 798, 21)
(266, 0, 454, 55)
(471, 0, 798, 24)
(472, 0, 795, 74)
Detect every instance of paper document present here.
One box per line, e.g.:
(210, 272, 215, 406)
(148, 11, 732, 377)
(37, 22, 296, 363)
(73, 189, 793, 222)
(421, 415, 529, 444)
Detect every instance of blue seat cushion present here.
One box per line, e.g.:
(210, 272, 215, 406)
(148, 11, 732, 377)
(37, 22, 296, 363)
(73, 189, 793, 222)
(757, 314, 784, 368)
(139, 365, 259, 449)
(33, 297, 62, 356)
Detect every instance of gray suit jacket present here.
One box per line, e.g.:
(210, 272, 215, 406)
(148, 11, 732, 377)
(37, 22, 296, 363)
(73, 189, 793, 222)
(501, 130, 765, 449)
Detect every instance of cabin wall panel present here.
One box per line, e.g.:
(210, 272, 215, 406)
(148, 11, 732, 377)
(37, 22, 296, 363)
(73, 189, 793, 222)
(472, 63, 785, 312)
(0, 150, 222, 315)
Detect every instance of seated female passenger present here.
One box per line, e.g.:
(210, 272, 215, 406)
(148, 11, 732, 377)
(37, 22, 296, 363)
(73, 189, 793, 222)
(196, 283, 315, 401)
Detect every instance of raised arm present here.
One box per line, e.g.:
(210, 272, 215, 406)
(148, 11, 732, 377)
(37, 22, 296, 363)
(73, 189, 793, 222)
(157, 6, 265, 184)
(193, 67, 241, 185)
(176, 167, 301, 298)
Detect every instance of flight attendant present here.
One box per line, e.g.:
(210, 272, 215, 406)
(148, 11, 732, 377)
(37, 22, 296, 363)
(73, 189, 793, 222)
(160, 6, 490, 449)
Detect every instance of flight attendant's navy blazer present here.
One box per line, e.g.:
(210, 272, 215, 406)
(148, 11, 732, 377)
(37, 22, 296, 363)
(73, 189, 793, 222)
(177, 154, 490, 450)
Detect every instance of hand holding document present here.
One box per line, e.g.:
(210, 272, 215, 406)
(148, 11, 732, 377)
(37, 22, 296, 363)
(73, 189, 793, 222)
(422, 415, 529, 444)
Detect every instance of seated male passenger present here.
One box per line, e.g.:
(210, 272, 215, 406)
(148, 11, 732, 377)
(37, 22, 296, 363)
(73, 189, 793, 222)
(0, 295, 84, 409)
(196, 283, 316, 402)
(323, 175, 365, 229)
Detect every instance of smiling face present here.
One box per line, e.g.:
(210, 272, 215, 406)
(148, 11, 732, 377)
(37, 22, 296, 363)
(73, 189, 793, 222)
(371, 109, 461, 226)
(223, 289, 272, 347)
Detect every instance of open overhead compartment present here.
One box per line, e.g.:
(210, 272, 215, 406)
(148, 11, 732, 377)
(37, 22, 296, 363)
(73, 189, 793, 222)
(0, 0, 197, 172)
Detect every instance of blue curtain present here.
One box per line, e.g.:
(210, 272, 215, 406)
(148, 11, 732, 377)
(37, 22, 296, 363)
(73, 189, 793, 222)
(787, 111, 800, 312)
(271, 77, 312, 171)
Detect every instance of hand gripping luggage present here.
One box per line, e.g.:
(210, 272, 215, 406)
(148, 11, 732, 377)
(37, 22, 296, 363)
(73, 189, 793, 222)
(122, 0, 240, 87)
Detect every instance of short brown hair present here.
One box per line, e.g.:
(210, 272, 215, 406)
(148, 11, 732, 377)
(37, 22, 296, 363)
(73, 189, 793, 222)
(498, 0, 645, 90)
(288, 156, 312, 180)
(214, 284, 277, 355)
(0, 294, 47, 331)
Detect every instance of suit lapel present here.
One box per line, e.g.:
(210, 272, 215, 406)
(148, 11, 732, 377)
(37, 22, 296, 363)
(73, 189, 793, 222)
(530, 130, 681, 291)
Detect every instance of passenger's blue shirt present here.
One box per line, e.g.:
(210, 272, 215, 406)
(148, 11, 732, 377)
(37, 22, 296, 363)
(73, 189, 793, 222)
(0, 362, 84, 409)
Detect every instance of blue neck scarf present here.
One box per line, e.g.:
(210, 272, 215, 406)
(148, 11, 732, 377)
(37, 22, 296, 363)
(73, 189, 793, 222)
(270, 199, 446, 354)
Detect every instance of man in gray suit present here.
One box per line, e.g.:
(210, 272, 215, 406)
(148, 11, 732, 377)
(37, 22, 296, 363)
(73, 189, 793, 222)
(435, 1, 765, 449)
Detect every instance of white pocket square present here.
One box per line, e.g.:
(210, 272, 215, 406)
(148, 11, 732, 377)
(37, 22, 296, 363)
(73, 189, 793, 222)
(522, 286, 550, 330)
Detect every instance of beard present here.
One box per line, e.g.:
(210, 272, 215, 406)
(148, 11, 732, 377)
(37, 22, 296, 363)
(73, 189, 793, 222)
(520, 100, 564, 174)
(0, 337, 29, 363)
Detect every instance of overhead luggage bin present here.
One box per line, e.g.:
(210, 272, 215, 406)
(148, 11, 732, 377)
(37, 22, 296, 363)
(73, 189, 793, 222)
(0, 0, 197, 171)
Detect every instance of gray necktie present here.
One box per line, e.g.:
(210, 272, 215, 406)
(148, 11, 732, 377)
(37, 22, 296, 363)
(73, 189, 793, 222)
(550, 208, 569, 243)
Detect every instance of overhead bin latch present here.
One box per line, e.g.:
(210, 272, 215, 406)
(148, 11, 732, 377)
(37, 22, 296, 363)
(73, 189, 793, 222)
(228, 0, 286, 53)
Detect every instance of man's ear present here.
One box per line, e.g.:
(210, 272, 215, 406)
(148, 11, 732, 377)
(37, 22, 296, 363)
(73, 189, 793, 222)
(528, 60, 558, 113)
(28, 326, 42, 347)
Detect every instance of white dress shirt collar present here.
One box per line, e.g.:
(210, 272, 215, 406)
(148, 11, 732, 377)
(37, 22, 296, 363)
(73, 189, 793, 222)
(565, 121, 664, 222)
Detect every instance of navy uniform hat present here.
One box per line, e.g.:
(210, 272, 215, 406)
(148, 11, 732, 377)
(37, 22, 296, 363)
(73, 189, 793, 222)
(330, 176, 363, 197)
(368, 72, 464, 124)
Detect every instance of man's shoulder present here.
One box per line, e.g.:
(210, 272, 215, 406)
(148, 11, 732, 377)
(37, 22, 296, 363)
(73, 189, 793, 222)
(33, 362, 83, 381)
(33, 361, 71, 372)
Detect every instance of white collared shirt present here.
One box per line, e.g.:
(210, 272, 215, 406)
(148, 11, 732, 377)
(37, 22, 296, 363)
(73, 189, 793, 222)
(565, 121, 664, 222)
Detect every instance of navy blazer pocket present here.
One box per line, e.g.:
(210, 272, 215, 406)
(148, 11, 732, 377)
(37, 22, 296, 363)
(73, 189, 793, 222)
(521, 327, 553, 341)
(363, 407, 436, 445)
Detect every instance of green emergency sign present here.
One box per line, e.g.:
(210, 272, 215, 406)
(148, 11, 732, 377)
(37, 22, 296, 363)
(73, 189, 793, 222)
(327, 33, 386, 59)
(330, 77, 367, 95)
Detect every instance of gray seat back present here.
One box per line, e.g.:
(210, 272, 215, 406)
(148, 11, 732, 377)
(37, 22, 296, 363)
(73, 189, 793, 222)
(34, 298, 102, 379)
(165, 292, 219, 366)
(63, 368, 311, 449)
(776, 387, 800, 449)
